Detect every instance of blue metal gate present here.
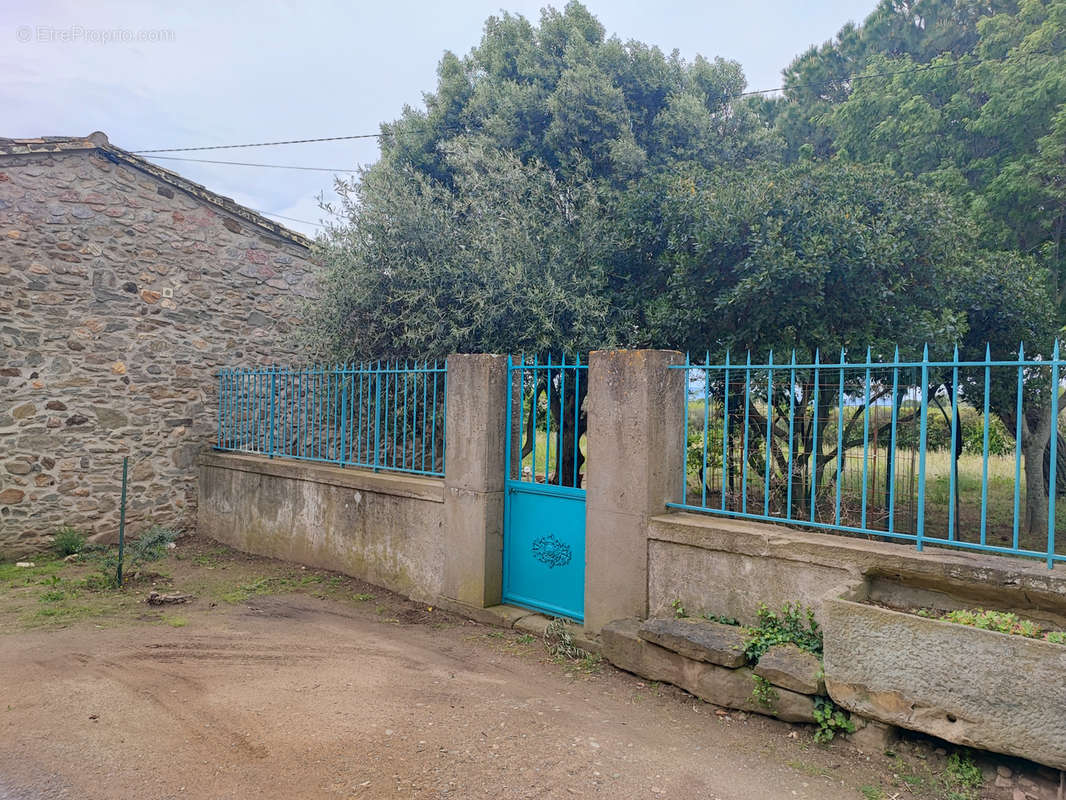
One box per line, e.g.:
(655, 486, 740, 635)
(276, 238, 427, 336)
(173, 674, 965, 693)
(503, 355, 587, 621)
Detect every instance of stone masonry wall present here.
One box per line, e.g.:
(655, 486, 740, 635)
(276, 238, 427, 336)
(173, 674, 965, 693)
(0, 148, 316, 556)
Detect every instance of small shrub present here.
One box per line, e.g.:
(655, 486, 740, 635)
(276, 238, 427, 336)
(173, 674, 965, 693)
(812, 696, 854, 744)
(52, 526, 87, 557)
(750, 675, 778, 709)
(1045, 630, 1066, 644)
(127, 526, 177, 567)
(743, 603, 823, 663)
(672, 598, 686, 618)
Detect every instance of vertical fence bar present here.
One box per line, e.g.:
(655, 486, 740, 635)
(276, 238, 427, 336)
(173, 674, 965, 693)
(269, 366, 277, 457)
(339, 366, 349, 465)
(441, 359, 448, 474)
(861, 347, 872, 531)
(1049, 340, 1060, 569)
(572, 355, 579, 487)
(373, 360, 382, 471)
(1013, 343, 1025, 552)
(742, 353, 751, 514)
(504, 354, 514, 484)
(916, 345, 930, 552)
(544, 353, 553, 484)
(700, 354, 709, 507)
(786, 351, 796, 519)
(764, 351, 774, 517)
(516, 356, 524, 481)
(531, 355, 539, 481)
(809, 350, 820, 523)
(888, 347, 900, 534)
(402, 362, 409, 470)
(722, 351, 730, 511)
(558, 355, 567, 487)
(980, 344, 992, 545)
(431, 361, 440, 473)
(217, 371, 224, 448)
(835, 349, 845, 528)
(682, 352, 691, 505)
(948, 346, 959, 541)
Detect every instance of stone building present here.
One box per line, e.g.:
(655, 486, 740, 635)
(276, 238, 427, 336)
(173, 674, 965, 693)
(0, 132, 317, 556)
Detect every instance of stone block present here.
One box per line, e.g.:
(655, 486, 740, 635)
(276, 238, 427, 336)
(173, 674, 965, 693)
(754, 643, 824, 695)
(823, 597, 1066, 771)
(637, 617, 746, 668)
(846, 717, 898, 753)
(603, 619, 815, 723)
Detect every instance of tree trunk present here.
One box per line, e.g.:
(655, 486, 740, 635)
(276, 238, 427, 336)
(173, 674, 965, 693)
(552, 374, 587, 488)
(1042, 431, 1066, 498)
(1021, 404, 1055, 536)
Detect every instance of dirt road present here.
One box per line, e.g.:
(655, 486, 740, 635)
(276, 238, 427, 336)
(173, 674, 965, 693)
(0, 538, 1019, 799)
(0, 595, 892, 799)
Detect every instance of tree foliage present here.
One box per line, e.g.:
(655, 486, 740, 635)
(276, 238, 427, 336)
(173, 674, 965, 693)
(308, 1, 1056, 370)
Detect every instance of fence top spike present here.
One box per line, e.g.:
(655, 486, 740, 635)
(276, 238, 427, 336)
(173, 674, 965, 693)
(813, 348, 820, 364)
(865, 345, 872, 360)
(1054, 339, 1060, 359)
(768, 348, 774, 364)
(790, 349, 796, 365)
(745, 351, 751, 365)
(985, 342, 991, 359)
(1018, 341, 1025, 358)
(922, 343, 929, 359)
(951, 344, 958, 360)
(839, 346, 846, 363)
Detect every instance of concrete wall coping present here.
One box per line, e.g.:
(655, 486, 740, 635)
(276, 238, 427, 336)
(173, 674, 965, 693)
(199, 451, 445, 503)
(649, 511, 1066, 605)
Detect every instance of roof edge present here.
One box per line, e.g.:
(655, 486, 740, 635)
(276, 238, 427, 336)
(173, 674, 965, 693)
(0, 133, 314, 250)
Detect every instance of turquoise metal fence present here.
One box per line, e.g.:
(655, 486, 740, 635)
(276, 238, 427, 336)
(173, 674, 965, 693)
(668, 344, 1066, 568)
(216, 361, 447, 477)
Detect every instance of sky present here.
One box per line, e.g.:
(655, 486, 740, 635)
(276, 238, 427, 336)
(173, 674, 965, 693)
(1, 0, 878, 237)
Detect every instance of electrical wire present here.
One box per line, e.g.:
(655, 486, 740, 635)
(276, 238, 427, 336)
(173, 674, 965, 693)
(130, 46, 1060, 155)
(141, 155, 360, 172)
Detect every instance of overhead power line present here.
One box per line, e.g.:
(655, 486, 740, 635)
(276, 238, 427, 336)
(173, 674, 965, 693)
(260, 210, 324, 227)
(131, 47, 1059, 156)
(143, 154, 360, 172)
(132, 133, 382, 153)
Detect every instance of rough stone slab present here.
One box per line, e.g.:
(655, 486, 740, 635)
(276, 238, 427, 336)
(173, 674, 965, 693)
(754, 643, 824, 695)
(846, 718, 898, 754)
(603, 619, 815, 723)
(637, 617, 746, 668)
(823, 597, 1066, 771)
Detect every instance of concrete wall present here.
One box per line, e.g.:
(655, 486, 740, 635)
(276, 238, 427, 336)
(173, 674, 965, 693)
(647, 512, 1066, 627)
(199, 452, 445, 601)
(0, 144, 316, 556)
(198, 354, 509, 610)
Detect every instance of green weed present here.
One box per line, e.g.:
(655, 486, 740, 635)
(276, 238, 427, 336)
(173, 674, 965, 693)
(812, 696, 855, 744)
(750, 675, 778, 709)
(743, 603, 823, 663)
(52, 527, 87, 557)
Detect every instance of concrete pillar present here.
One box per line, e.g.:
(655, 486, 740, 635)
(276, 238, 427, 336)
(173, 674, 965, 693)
(584, 349, 685, 633)
(440, 353, 508, 608)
